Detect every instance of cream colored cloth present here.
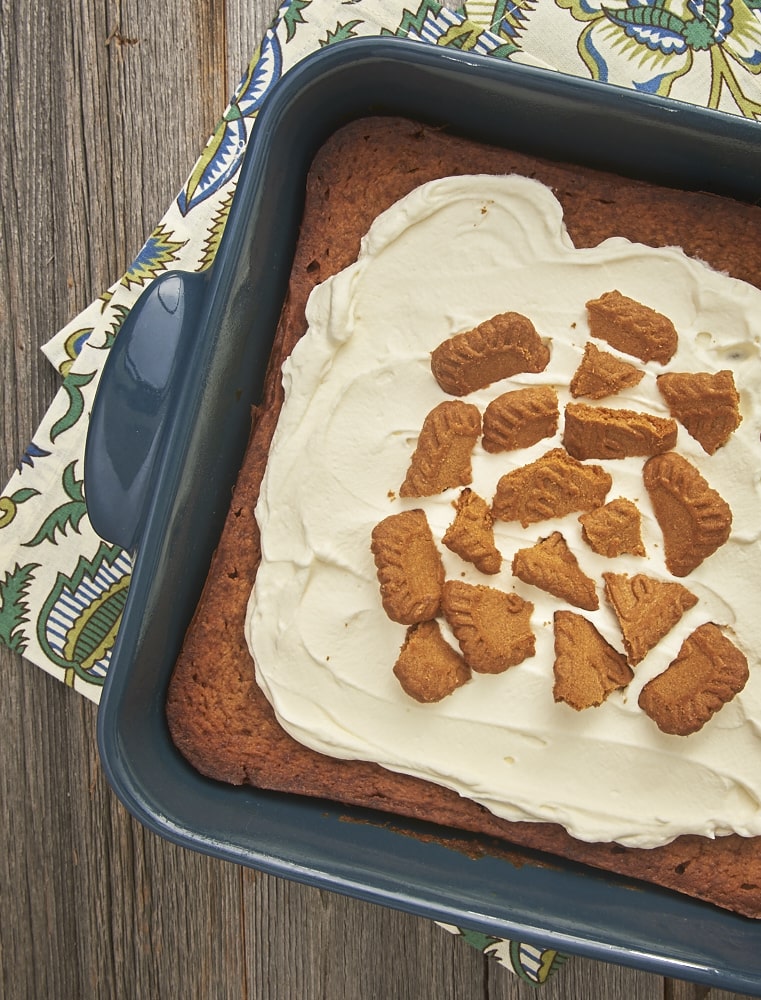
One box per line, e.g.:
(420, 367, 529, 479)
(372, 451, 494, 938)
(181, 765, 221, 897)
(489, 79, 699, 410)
(3, 0, 759, 698)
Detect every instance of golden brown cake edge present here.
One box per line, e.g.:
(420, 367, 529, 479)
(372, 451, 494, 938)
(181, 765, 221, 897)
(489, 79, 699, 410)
(166, 116, 761, 919)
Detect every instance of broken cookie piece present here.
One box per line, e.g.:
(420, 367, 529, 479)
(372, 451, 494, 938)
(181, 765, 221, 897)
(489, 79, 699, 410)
(393, 620, 471, 703)
(656, 369, 742, 455)
(371, 509, 444, 625)
(579, 498, 645, 558)
(441, 580, 535, 674)
(638, 623, 749, 735)
(562, 402, 677, 460)
(491, 448, 611, 527)
(442, 488, 502, 575)
(570, 342, 645, 400)
(603, 571, 698, 666)
(400, 400, 481, 497)
(512, 532, 598, 611)
(553, 611, 633, 710)
(431, 311, 549, 396)
(586, 290, 678, 365)
(643, 452, 732, 577)
(481, 385, 559, 453)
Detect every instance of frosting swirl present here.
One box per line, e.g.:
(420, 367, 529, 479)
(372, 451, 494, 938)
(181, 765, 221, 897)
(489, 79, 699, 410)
(247, 175, 761, 848)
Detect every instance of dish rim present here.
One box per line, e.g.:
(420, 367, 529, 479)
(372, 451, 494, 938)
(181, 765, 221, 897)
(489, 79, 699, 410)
(87, 37, 761, 994)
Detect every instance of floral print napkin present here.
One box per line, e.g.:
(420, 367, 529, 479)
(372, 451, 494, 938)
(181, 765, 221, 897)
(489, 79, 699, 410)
(2, 0, 759, 980)
(3, 0, 760, 698)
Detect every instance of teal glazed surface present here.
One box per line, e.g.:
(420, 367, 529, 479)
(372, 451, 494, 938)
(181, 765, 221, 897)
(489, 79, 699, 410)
(84, 38, 761, 994)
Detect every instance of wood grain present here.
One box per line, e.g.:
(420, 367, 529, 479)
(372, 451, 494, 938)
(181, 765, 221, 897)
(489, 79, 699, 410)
(0, 1, 758, 997)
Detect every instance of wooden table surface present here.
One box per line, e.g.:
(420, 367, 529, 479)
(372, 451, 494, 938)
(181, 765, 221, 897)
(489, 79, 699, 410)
(1, 2, 758, 998)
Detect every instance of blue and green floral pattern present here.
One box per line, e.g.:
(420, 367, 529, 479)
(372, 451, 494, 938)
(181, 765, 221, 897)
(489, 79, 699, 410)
(8, 0, 758, 697)
(439, 923, 568, 982)
(559, 0, 761, 115)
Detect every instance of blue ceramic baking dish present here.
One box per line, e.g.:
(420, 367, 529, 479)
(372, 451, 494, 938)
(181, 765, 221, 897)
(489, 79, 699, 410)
(85, 38, 761, 994)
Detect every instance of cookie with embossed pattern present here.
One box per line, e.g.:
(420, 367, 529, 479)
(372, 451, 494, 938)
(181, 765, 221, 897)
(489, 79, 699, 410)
(553, 611, 633, 710)
(441, 580, 535, 674)
(491, 447, 611, 527)
(603, 571, 698, 666)
(570, 342, 645, 400)
(371, 509, 444, 625)
(393, 620, 471, 703)
(442, 488, 502, 575)
(579, 498, 645, 558)
(430, 311, 549, 396)
(400, 400, 481, 497)
(638, 623, 749, 735)
(563, 402, 677, 460)
(586, 290, 678, 365)
(512, 532, 599, 611)
(657, 369, 742, 455)
(482, 385, 559, 453)
(643, 452, 732, 577)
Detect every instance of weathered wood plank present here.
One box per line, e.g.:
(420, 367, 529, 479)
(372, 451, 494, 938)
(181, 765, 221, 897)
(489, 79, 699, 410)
(0, 2, 242, 998)
(242, 869, 672, 999)
(225, 0, 278, 94)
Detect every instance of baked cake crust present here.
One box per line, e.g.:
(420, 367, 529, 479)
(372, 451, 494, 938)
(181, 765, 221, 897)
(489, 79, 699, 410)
(166, 116, 761, 919)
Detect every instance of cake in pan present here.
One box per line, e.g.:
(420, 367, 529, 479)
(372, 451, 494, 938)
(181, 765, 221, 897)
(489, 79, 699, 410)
(166, 117, 761, 918)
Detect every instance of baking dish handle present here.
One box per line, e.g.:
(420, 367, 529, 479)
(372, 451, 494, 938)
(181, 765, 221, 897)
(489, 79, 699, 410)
(85, 269, 210, 553)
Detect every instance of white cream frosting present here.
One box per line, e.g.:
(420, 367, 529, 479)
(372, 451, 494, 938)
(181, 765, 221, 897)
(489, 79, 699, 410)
(246, 174, 761, 848)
